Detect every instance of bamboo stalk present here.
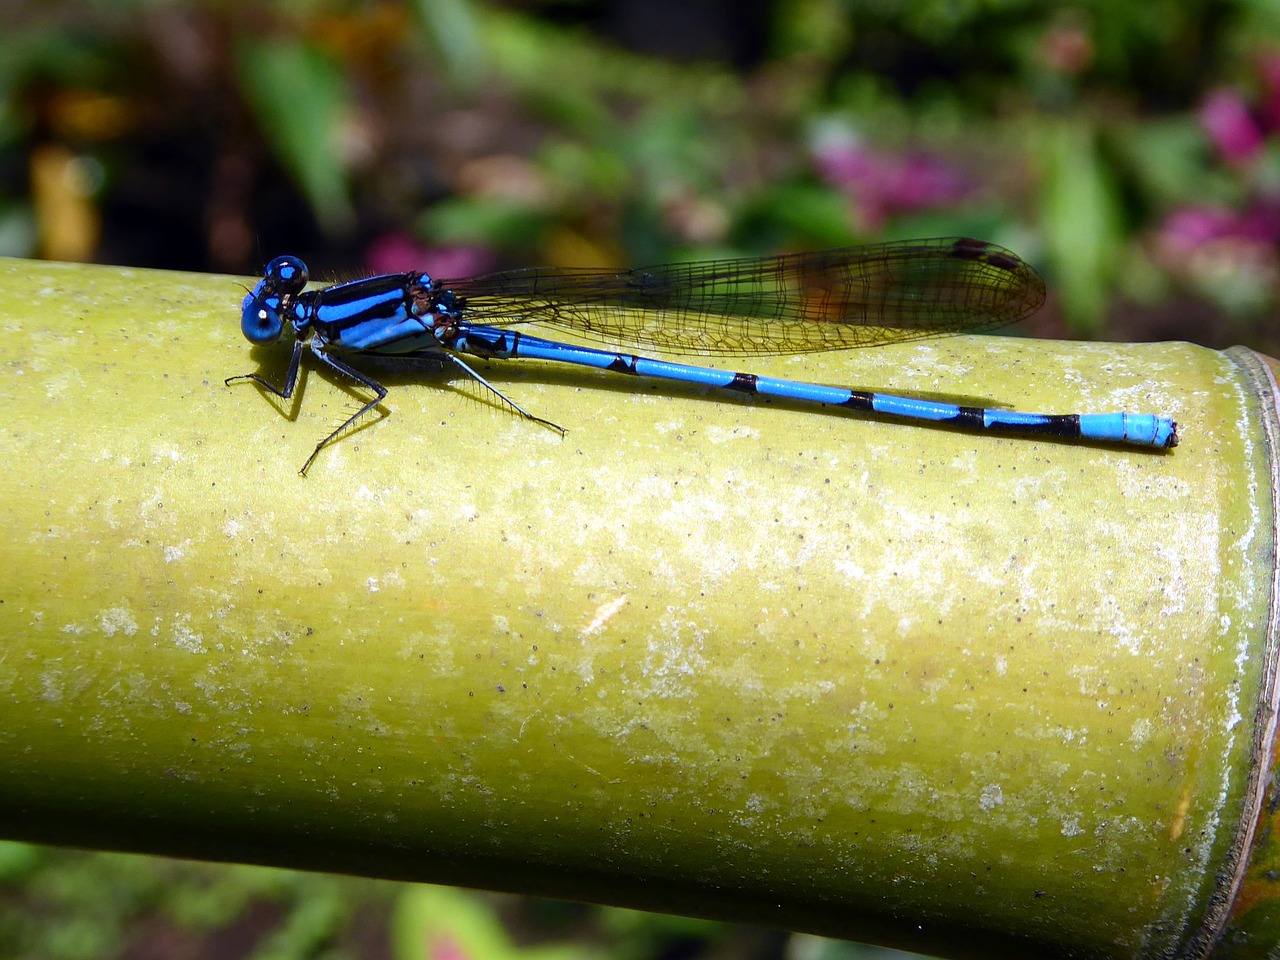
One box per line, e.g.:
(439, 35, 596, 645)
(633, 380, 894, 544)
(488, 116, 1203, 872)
(0, 257, 1275, 960)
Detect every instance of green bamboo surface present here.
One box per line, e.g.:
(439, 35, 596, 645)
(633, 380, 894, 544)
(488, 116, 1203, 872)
(0, 257, 1275, 960)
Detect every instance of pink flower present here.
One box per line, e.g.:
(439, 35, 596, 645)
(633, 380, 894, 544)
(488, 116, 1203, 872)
(427, 933, 472, 960)
(364, 232, 494, 279)
(1161, 203, 1280, 253)
(1199, 89, 1264, 165)
(813, 139, 970, 230)
(1160, 206, 1243, 254)
(1038, 23, 1094, 75)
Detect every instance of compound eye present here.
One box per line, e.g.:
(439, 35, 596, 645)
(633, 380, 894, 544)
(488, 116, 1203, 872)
(241, 294, 285, 343)
(263, 255, 309, 295)
(436, 289, 460, 315)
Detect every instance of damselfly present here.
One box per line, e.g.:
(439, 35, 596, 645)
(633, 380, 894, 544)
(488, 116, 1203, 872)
(228, 238, 1178, 475)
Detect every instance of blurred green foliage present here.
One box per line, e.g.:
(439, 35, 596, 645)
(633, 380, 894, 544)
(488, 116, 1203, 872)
(0, 841, 397, 960)
(0, 841, 916, 960)
(0, 0, 1277, 343)
(234, 36, 357, 234)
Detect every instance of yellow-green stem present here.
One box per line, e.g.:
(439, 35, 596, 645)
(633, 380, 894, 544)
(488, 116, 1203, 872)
(0, 258, 1275, 960)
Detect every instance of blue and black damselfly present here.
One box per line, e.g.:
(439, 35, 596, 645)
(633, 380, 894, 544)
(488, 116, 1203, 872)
(228, 238, 1179, 475)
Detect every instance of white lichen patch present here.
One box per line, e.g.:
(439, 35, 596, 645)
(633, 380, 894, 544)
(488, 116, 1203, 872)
(979, 783, 1004, 811)
(98, 606, 138, 637)
(1129, 718, 1152, 745)
(168, 615, 205, 654)
(704, 425, 760, 443)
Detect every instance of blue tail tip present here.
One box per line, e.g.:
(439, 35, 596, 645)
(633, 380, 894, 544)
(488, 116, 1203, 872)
(1152, 417, 1179, 449)
(1079, 413, 1180, 449)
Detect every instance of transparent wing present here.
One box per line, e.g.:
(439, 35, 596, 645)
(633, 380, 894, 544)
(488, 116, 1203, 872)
(438, 237, 1046, 356)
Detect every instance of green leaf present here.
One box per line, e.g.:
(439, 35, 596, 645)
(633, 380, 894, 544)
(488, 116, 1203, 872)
(1111, 117, 1233, 208)
(234, 37, 354, 234)
(0, 840, 41, 882)
(408, 0, 485, 89)
(735, 182, 857, 249)
(417, 197, 549, 248)
(392, 886, 591, 960)
(1037, 119, 1124, 335)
